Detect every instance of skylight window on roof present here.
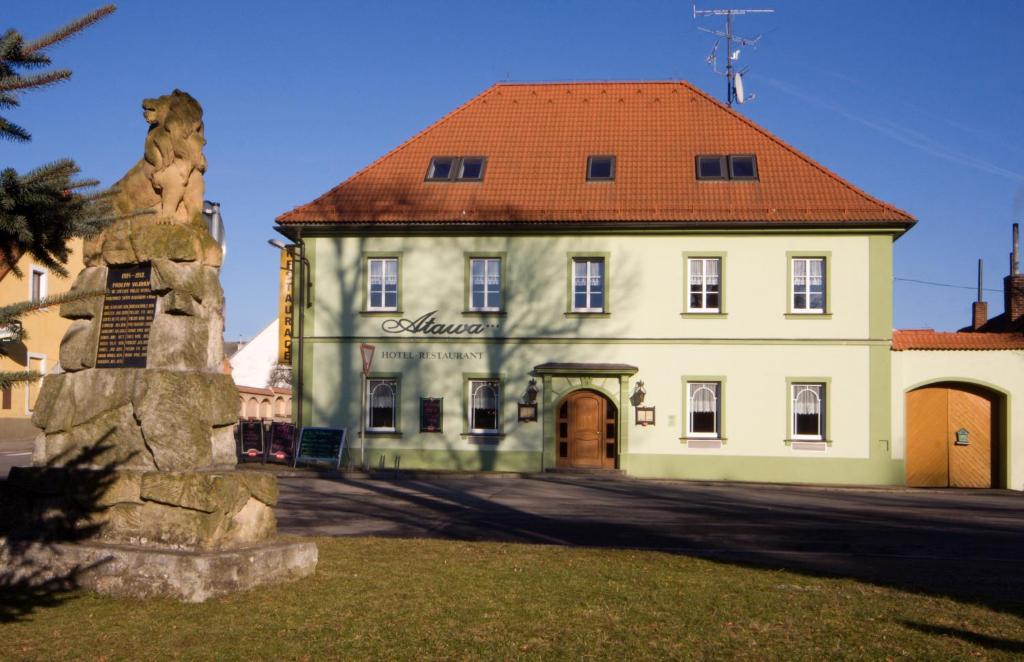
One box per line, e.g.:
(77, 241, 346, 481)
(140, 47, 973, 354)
(587, 156, 615, 181)
(697, 156, 726, 180)
(458, 157, 485, 181)
(729, 155, 758, 180)
(427, 157, 456, 181)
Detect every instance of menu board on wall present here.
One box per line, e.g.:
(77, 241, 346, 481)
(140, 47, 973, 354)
(267, 421, 296, 464)
(238, 420, 266, 461)
(420, 397, 443, 433)
(294, 427, 346, 469)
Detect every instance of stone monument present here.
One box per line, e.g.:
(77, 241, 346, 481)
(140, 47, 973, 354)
(5, 90, 316, 602)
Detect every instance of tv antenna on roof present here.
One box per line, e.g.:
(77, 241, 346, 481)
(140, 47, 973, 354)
(693, 4, 775, 108)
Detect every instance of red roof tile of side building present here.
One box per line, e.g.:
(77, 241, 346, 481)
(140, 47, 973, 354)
(892, 329, 1024, 351)
(277, 81, 916, 227)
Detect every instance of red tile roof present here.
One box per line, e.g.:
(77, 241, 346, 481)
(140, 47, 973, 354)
(892, 329, 1024, 351)
(277, 81, 915, 226)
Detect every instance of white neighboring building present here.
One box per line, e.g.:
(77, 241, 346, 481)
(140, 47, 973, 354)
(230, 320, 279, 388)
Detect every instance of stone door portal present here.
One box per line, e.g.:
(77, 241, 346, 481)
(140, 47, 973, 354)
(556, 390, 617, 469)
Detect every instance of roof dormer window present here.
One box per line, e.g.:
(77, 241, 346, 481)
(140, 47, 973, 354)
(458, 157, 486, 180)
(729, 155, 758, 180)
(587, 155, 615, 181)
(697, 154, 758, 181)
(696, 155, 726, 180)
(427, 157, 456, 180)
(427, 156, 486, 181)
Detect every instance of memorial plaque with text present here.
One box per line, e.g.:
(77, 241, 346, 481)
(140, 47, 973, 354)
(95, 264, 158, 369)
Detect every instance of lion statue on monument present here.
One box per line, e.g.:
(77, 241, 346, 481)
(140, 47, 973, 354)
(111, 89, 207, 224)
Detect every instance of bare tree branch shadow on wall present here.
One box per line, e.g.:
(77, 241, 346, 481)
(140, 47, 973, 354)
(300, 183, 642, 474)
(0, 433, 122, 623)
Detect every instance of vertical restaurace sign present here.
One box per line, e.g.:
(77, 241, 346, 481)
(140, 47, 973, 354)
(278, 250, 294, 364)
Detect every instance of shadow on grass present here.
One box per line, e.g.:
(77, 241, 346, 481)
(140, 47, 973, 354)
(275, 474, 1024, 618)
(0, 435, 122, 623)
(899, 621, 1024, 653)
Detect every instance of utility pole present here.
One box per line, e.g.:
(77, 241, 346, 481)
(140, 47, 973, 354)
(693, 4, 775, 107)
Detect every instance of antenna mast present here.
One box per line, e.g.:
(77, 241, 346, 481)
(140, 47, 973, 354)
(693, 4, 775, 107)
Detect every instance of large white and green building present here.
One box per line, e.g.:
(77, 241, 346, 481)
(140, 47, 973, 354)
(276, 82, 1024, 489)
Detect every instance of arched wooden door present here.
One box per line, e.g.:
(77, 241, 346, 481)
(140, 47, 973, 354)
(556, 390, 617, 469)
(906, 384, 998, 488)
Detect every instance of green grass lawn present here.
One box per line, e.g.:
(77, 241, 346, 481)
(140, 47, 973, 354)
(4, 537, 1023, 660)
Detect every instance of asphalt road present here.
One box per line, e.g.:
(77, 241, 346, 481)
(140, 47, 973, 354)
(0, 438, 32, 478)
(276, 474, 1024, 613)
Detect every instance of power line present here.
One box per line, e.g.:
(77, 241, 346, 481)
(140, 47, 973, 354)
(894, 277, 1001, 293)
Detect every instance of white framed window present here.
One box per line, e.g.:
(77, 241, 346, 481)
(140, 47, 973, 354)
(367, 258, 398, 311)
(687, 258, 721, 313)
(791, 257, 825, 313)
(469, 379, 500, 433)
(791, 383, 824, 440)
(29, 266, 47, 303)
(367, 378, 398, 432)
(469, 258, 501, 311)
(572, 258, 605, 312)
(687, 382, 720, 438)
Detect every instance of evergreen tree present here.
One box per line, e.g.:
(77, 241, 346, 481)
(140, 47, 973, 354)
(0, 5, 117, 391)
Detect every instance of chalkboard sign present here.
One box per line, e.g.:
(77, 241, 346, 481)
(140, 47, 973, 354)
(238, 420, 265, 461)
(267, 421, 296, 464)
(420, 397, 443, 433)
(294, 427, 346, 469)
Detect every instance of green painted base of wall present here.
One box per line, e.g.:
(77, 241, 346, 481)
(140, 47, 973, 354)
(624, 454, 906, 486)
(340, 447, 543, 473)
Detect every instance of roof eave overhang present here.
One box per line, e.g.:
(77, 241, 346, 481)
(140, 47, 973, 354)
(275, 218, 916, 239)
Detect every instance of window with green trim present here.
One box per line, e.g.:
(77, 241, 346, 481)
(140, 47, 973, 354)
(367, 257, 399, 311)
(791, 383, 825, 440)
(791, 257, 825, 313)
(469, 257, 502, 311)
(687, 257, 721, 313)
(469, 379, 500, 433)
(367, 378, 398, 432)
(687, 382, 721, 438)
(572, 258, 605, 312)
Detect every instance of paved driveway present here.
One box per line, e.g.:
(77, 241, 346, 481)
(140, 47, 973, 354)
(277, 475, 1024, 611)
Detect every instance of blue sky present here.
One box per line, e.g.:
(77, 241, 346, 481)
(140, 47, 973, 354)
(7, 1, 1024, 339)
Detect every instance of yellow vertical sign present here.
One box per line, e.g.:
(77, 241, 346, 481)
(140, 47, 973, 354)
(278, 250, 294, 364)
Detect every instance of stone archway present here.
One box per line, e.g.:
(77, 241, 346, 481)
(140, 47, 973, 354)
(906, 382, 1002, 488)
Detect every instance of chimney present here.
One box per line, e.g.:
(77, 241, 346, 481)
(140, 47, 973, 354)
(972, 258, 988, 330)
(1005, 223, 1024, 325)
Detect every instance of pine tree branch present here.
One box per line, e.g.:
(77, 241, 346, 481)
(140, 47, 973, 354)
(23, 5, 117, 54)
(0, 288, 104, 325)
(0, 117, 30, 142)
(0, 370, 39, 391)
(0, 69, 71, 93)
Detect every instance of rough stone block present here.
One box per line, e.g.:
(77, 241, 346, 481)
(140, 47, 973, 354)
(34, 369, 138, 433)
(59, 319, 99, 372)
(1, 539, 319, 603)
(211, 424, 238, 467)
(101, 219, 140, 265)
(41, 403, 155, 470)
(82, 233, 103, 267)
(139, 472, 248, 514)
(131, 223, 198, 263)
(147, 313, 209, 370)
(238, 471, 278, 507)
(220, 497, 277, 548)
(133, 371, 213, 471)
(206, 374, 241, 427)
(97, 471, 144, 507)
(60, 266, 107, 319)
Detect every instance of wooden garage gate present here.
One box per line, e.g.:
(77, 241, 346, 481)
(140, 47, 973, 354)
(906, 383, 999, 488)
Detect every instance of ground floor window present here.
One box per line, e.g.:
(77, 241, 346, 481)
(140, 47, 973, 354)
(792, 383, 824, 440)
(687, 382, 720, 437)
(368, 378, 398, 432)
(469, 379, 500, 433)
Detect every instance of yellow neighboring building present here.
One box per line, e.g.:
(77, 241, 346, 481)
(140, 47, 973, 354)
(0, 239, 84, 438)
